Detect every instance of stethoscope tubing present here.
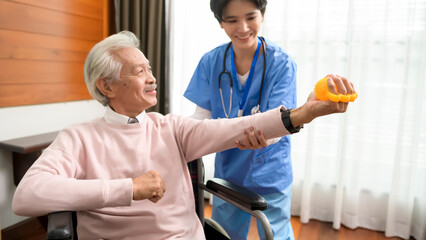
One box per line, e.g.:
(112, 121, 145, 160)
(219, 37, 266, 118)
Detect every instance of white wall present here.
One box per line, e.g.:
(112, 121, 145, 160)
(0, 100, 105, 229)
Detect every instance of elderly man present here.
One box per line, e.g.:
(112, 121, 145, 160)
(12, 31, 355, 239)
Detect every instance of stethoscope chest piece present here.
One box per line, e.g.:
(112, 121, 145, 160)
(251, 105, 261, 115)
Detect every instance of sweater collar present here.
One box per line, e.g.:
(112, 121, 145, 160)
(104, 105, 146, 125)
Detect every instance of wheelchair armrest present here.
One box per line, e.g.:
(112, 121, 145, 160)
(47, 211, 74, 240)
(204, 178, 267, 211)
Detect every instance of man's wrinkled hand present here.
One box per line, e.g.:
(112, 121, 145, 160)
(292, 74, 356, 127)
(132, 170, 166, 203)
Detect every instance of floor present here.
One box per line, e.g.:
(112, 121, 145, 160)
(1, 203, 414, 240)
(204, 200, 411, 240)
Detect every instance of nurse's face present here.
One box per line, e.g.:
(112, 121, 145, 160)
(220, 0, 264, 50)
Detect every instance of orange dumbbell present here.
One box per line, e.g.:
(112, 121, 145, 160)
(314, 77, 358, 102)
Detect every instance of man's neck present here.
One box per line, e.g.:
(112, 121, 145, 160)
(109, 103, 143, 118)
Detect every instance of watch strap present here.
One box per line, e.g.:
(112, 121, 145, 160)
(281, 108, 303, 134)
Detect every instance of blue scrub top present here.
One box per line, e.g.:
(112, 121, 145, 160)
(184, 38, 297, 194)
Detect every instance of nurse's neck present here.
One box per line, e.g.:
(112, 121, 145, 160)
(233, 42, 258, 59)
(233, 41, 261, 75)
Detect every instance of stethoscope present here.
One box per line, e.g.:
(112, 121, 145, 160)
(219, 37, 266, 118)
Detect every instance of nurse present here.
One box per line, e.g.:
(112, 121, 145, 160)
(184, 0, 297, 239)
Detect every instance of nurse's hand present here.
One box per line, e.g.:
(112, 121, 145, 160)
(235, 127, 269, 150)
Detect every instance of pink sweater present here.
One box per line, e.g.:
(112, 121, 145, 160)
(12, 107, 288, 239)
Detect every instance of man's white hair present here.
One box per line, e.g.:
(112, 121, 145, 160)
(84, 31, 140, 106)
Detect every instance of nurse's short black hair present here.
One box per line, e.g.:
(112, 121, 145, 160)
(210, 0, 268, 23)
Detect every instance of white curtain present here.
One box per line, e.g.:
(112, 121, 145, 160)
(167, 1, 426, 239)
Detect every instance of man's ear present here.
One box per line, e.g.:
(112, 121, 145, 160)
(96, 78, 116, 98)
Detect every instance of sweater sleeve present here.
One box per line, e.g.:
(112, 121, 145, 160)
(176, 106, 289, 161)
(12, 130, 133, 217)
(191, 105, 212, 120)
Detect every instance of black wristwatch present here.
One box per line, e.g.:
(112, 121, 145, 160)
(281, 108, 303, 134)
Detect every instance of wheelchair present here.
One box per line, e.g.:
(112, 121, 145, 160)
(46, 158, 273, 240)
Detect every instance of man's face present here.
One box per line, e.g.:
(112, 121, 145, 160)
(108, 47, 157, 117)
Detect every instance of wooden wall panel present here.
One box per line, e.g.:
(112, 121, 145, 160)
(11, 0, 103, 20)
(0, 1, 103, 41)
(0, 0, 109, 107)
(0, 83, 91, 106)
(0, 60, 84, 84)
(0, 30, 94, 62)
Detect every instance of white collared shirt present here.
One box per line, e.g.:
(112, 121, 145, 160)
(104, 105, 146, 125)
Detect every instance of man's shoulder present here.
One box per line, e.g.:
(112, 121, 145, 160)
(49, 118, 102, 148)
(146, 112, 196, 130)
(63, 117, 102, 131)
(52, 118, 105, 142)
(146, 112, 182, 124)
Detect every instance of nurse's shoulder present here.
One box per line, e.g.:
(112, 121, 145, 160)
(263, 38, 296, 67)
